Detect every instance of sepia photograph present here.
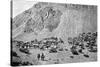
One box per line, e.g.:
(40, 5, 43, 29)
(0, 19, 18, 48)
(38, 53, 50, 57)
(11, 0, 97, 66)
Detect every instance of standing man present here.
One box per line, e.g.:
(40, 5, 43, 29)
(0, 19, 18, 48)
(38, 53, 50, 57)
(41, 53, 45, 61)
(37, 54, 40, 60)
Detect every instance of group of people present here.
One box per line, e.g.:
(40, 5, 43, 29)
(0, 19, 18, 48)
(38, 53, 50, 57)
(37, 53, 45, 61)
(12, 37, 65, 54)
(67, 32, 97, 57)
(13, 31, 97, 56)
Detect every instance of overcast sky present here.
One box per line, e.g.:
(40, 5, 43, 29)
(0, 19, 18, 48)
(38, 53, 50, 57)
(12, 0, 37, 18)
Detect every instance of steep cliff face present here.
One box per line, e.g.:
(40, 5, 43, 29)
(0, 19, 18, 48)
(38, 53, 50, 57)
(12, 2, 97, 43)
(82, 7, 97, 33)
(12, 2, 64, 41)
(54, 5, 97, 44)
